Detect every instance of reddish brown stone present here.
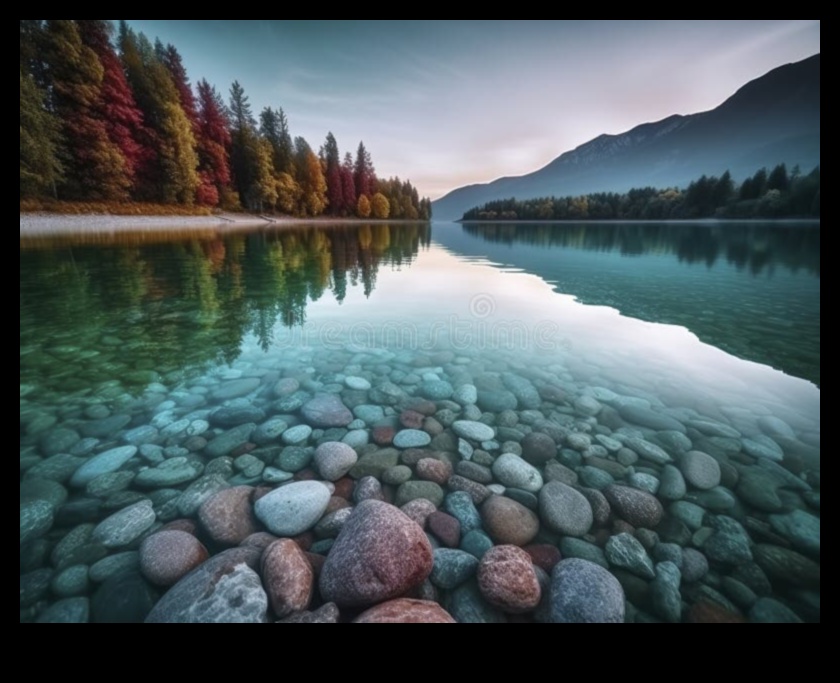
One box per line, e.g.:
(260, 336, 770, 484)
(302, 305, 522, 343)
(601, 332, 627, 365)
(326, 496, 352, 514)
(524, 544, 562, 573)
(319, 500, 434, 608)
(400, 499, 437, 529)
(688, 601, 746, 624)
(481, 495, 539, 546)
(372, 426, 395, 446)
(292, 468, 318, 482)
(353, 598, 456, 623)
(161, 519, 199, 535)
(478, 545, 541, 613)
(423, 418, 444, 437)
(140, 530, 209, 587)
(262, 539, 314, 618)
(333, 477, 355, 500)
(198, 486, 258, 546)
(400, 410, 425, 430)
(428, 511, 461, 548)
(291, 532, 314, 552)
(416, 458, 453, 485)
(241, 532, 280, 551)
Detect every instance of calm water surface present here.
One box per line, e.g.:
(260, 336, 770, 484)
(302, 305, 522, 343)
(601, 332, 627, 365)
(20, 221, 820, 623)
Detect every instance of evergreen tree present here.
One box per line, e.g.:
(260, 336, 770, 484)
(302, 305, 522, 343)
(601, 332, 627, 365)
(43, 20, 131, 200)
(354, 141, 375, 199)
(196, 79, 232, 206)
(260, 107, 293, 175)
(229, 81, 275, 211)
(78, 20, 148, 194)
(767, 163, 790, 192)
(341, 152, 356, 213)
(322, 132, 343, 215)
(20, 68, 63, 197)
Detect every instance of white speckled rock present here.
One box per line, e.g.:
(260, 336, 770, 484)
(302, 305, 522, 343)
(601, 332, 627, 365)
(492, 454, 543, 493)
(254, 481, 331, 536)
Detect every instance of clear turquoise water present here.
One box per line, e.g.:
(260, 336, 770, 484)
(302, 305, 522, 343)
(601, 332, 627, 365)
(20, 221, 820, 623)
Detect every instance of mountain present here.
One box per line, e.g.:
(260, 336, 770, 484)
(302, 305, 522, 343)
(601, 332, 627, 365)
(433, 54, 820, 221)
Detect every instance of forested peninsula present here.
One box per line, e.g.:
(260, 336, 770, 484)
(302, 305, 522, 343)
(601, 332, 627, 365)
(461, 165, 820, 221)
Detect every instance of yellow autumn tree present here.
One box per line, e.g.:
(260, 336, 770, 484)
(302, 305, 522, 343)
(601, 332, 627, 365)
(371, 192, 390, 219)
(356, 194, 371, 218)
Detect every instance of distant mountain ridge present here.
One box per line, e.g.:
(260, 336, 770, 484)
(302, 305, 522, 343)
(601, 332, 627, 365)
(433, 54, 820, 220)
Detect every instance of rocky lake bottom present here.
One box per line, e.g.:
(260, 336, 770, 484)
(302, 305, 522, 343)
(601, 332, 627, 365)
(20, 222, 820, 623)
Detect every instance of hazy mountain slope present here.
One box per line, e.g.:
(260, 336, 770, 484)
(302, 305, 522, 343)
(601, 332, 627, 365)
(433, 54, 820, 220)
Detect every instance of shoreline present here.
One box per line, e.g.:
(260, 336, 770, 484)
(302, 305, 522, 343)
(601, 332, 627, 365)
(20, 212, 429, 236)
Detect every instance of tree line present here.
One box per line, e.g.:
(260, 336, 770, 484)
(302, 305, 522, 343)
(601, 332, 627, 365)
(461, 164, 820, 221)
(20, 20, 431, 220)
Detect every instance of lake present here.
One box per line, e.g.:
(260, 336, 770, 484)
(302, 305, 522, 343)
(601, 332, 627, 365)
(20, 220, 820, 623)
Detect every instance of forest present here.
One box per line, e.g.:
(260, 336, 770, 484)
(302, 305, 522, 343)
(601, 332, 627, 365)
(20, 20, 431, 220)
(461, 165, 820, 221)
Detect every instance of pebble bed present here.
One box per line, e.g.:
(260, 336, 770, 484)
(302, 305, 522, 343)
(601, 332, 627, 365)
(20, 344, 820, 623)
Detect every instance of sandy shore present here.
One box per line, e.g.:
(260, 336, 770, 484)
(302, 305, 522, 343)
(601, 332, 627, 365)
(20, 212, 272, 235)
(20, 212, 425, 236)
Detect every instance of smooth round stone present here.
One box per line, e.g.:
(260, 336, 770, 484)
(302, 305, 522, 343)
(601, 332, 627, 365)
(768, 509, 820, 556)
(342, 430, 369, 449)
(400, 498, 437, 528)
(578, 466, 614, 490)
(261, 539, 314, 618)
(659, 465, 687, 500)
(254, 481, 332, 536)
(177, 475, 229, 518)
(619, 405, 686, 433)
(481, 495, 539, 546)
(314, 442, 358, 481)
(89, 552, 140, 583)
(478, 545, 541, 613)
(679, 451, 721, 490)
(302, 394, 353, 428)
(624, 438, 672, 465)
(252, 418, 289, 445)
(211, 378, 260, 401)
(396, 481, 445, 508)
(21, 568, 53, 608)
(550, 558, 625, 623)
(539, 481, 593, 537)
(478, 390, 518, 413)
(575, 395, 602, 417)
(140, 531, 209, 587)
(36, 597, 90, 624)
(603, 485, 664, 529)
(492, 454, 543, 493)
(51, 564, 90, 598)
(353, 405, 385, 425)
(92, 571, 157, 623)
(649, 561, 682, 623)
(123, 425, 160, 446)
(420, 380, 454, 401)
(417, 458, 454, 485)
(383, 465, 413, 486)
(431, 549, 480, 589)
(453, 420, 495, 443)
(92, 500, 156, 548)
(681, 548, 709, 583)
(749, 597, 803, 623)
(393, 429, 432, 449)
(353, 598, 456, 623)
(134, 461, 202, 489)
(758, 415, 795, 440)
(520, 432, 557, 465)
(20, 501, 54, 545)
(345, 376, 372, 391)
(461, 529, 494, 560)
(205, 423, 257, 457)
(274, 378, 300, 397)
(40, 428, 81, 457)
(453, 384, 478, 405)
(669, 500, 706, 530)
(628, 472, 660, 495)
(21, 478, 68, 509)
(742, 436, 784, 462)
(70, 446, 138, 488)
(87, 471, 135, 498)
(445, 491, 482, 534)
(320, 500, 434, 608)
(282, 425, 313, 446)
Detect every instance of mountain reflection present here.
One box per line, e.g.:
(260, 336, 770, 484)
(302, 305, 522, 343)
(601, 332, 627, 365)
(20, 223, 431, 393)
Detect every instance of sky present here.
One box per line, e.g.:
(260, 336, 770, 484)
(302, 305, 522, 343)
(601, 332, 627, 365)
(127, 20, 820, 201)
